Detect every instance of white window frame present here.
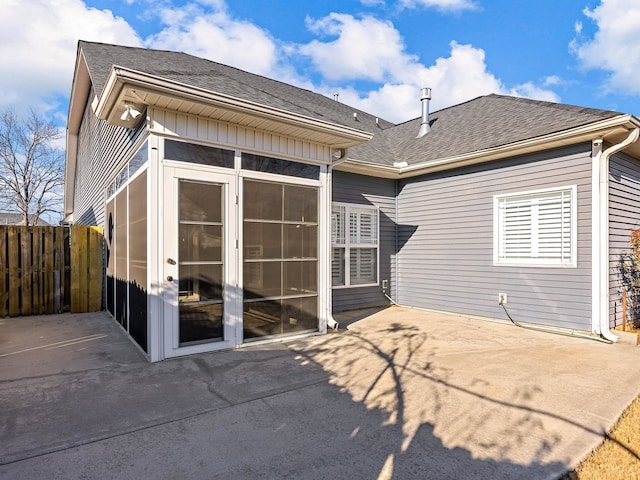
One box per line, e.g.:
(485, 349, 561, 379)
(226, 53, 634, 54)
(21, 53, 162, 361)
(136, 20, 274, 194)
(493, 185, 577, 267)
(332, 202, 380, 288)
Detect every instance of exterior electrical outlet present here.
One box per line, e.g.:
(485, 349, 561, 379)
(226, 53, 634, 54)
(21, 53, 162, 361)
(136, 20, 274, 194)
(499, 293, 507, 305)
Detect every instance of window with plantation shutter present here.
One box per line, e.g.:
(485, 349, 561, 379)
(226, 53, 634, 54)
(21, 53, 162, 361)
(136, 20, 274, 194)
(332, 203, 379, 286)
(494, 186, 576, 267)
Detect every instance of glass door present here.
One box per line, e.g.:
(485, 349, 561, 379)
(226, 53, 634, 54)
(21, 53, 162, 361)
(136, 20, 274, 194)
(163, 167, 238, 357)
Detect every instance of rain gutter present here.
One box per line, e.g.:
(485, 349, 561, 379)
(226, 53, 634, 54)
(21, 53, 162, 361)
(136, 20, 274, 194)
(338, 115, 637, 179)
(94, 66, 373, 148)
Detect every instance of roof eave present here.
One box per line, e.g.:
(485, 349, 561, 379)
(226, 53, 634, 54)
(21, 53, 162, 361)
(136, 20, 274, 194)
(337, 114, 640, 178)
(94, 66, 373, 149)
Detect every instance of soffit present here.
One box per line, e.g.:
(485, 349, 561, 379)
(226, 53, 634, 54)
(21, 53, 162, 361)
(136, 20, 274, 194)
(100, 69, 373, 150)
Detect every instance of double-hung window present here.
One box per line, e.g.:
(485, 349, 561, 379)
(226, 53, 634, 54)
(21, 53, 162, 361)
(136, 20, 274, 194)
(332, 203, 379, 286)
(494, 186, 576, 267)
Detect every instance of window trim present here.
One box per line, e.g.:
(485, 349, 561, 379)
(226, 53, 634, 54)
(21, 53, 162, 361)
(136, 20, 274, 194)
(493, 185, 577, 268)
(332, 202, 380, 288)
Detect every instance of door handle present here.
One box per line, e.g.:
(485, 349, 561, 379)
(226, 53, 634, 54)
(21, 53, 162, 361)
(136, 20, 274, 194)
(166, 276, 174, 282)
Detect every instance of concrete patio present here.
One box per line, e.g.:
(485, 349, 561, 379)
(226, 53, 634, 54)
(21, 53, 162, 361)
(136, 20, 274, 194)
(1, 307, 638, 479)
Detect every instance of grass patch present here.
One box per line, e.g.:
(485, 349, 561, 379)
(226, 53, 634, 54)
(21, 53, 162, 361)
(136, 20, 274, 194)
(561, 393, 640, 479)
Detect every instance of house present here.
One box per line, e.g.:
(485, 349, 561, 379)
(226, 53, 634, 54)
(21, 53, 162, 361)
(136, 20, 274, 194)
(0, 212, 51, 226)
(65, 41, 640, 361)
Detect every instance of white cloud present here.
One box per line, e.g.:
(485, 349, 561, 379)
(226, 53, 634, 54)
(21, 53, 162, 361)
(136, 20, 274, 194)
(399, 0, 478, 12)
(334, 84, 420, 123)
(145, 2, 279, 77)
(0, 0, 141, 116)
(0, 0, 284, 119)
(542, 75, 562, 87)
(416, 42, 505, 108)
(297, 16, 558, 123)
(299, 14, 416, 82)
(574, 20, 583, 35)
(341, 42, 507, 122)
(508, 82, 560, 103)
(0, 0, 561, 130)
(572, 0, 640, 94)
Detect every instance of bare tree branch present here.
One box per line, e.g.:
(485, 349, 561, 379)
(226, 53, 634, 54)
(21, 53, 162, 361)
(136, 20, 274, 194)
(0, 109, 64, 225)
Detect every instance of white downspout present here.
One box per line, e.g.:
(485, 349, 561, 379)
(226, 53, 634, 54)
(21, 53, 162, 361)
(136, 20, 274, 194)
(325, 164, 339, 331)
(593, 128, 640, 342)
(325, 150, 349, 331)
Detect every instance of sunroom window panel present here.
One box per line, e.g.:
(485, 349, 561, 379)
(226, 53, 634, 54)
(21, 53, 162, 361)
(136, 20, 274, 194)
(243, 179, 318, 340)
(284, 185, 318, 223)
(284, 224, 317, 259)
(283, 260, 317, 296)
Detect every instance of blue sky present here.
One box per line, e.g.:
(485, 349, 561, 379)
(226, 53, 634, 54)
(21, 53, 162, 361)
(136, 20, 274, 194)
(1, 0, 639, 129)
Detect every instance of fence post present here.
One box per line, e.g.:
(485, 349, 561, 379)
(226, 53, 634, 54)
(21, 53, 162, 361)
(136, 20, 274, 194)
(0, 228, 5, 317)
(44, 227, 54, 313)
(0, 227, 5, 317)
(8, 227, 20, 316)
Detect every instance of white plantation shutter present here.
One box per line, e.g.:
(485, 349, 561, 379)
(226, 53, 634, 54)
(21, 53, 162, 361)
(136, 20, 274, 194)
(497, 187, 574, 265)
(350, 208, 377, 244)
(332, 247, 344, 286)
(332, 205, 345, 245)
(349, 211, 358, 243)
(333, 203, 379, 286)
(350, 248, 376, 285)
(537, 191, 571, 261)
(500, 198, 532, 259)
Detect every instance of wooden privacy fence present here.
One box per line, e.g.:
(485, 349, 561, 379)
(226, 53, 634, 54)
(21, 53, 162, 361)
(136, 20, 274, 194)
(0, 225, 103, 317)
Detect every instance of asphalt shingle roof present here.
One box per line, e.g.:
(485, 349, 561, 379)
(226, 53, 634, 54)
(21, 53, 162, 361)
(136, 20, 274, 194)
(348, 94, 623, 166)
(79, 41, 395, 135)
(78, 42, 624, 168)
(0, 213, 51, 226)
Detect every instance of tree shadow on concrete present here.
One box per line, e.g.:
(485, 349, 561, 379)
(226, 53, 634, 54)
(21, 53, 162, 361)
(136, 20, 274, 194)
(4, 308, 635, 479)
(284, 312, 617, 479)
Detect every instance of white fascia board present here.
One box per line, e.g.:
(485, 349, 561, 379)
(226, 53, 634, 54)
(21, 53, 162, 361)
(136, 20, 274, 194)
(338, 115, 638, 179)
(94, 66, 373, 147)
(335, 159, 401, 178)
(65, 51, 92, 220)
(63, 133, 78, 217)
(67, 52, 92, 135)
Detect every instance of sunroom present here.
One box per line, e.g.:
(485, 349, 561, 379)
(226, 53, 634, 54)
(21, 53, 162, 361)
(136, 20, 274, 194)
(82, 60, 373, 361)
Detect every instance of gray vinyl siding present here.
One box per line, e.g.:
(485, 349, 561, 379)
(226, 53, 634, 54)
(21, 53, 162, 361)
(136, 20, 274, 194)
(609, 152, 640, 327)
(332, 171, 396, 311)
(396, 144, 593, 330)
(73, 88, 146, 226)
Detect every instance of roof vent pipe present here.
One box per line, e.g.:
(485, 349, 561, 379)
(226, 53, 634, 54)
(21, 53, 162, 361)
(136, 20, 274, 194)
(416, 87, 431, 138)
